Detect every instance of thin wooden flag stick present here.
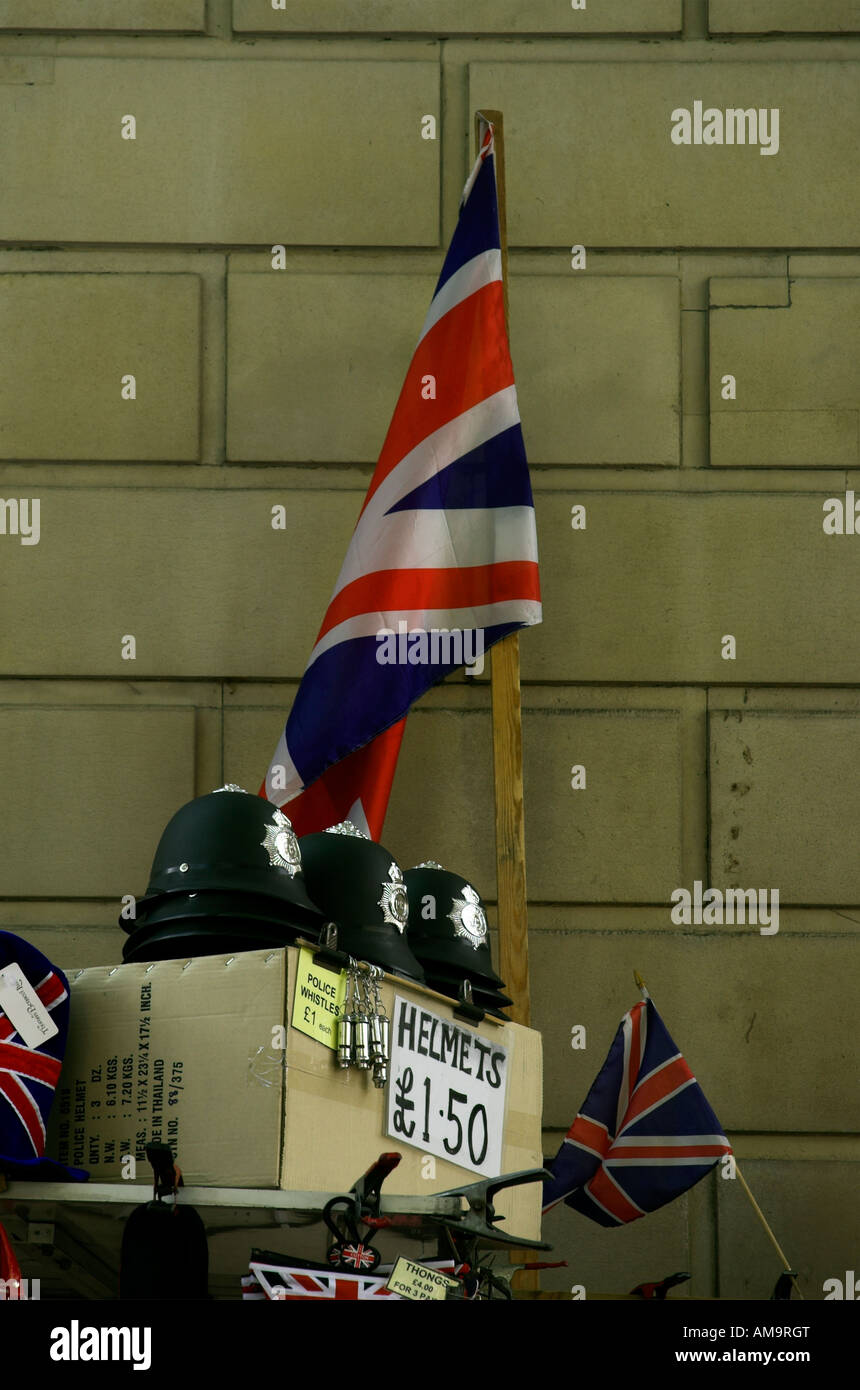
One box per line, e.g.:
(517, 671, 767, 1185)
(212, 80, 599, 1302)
(475, 110, 538, 1297)
(633, 971, 804, 1300)
(732, 1164, 804, 1300)
(476, 108, 532, 1031)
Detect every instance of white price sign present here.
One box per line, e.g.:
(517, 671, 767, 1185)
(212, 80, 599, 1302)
(386, 996, 509, 1177)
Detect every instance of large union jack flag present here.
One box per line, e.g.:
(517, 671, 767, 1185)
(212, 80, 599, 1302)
(543, 998, 731, 1227)
(261, 119, 541, 838)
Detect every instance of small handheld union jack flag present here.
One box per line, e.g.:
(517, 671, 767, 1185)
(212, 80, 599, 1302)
(543, 998, 731, 1227)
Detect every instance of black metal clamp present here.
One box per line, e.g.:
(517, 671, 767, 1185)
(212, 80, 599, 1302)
(432, 1167, 553, 1250)
(338, 1153, 551, 1251)
(145, 1143, 181, 1201)
(311, 923, 350, 971)
(452, 977, 487, 1025)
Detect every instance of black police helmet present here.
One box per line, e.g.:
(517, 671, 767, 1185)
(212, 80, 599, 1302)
(403, 863, 505, 989)
(299, 822, 425, 984)
(127, 787, 322, 927)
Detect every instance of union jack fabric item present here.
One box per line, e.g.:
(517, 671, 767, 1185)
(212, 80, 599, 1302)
(543, 998, 731, 1226)
(329, 1242, 378, 1271)
(0, 931, 88, 1183)
(243, 1257, 463, 1302)
(261, 119, 541, 839)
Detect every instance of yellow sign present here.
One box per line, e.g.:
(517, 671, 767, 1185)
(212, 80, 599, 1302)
(291, 948, 346, 1051)
(386, 1257, 460, 1302)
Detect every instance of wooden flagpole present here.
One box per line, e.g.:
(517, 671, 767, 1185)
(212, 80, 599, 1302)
(476, 110, 538, 1298)
(633, 973, 804, 1300)
(475, 109, 532, 1031)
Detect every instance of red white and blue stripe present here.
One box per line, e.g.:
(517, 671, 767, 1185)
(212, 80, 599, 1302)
(262, 122, 541, 836)
(543, 999, 732, 1226)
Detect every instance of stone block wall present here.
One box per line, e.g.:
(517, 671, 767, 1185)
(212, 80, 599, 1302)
(1, 0, 857, 1299)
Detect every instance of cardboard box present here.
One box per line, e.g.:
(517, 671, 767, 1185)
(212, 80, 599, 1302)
(48, 946, 543, 1241)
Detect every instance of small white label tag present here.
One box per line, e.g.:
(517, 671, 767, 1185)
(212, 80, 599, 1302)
(0, 965, 59, 1049)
